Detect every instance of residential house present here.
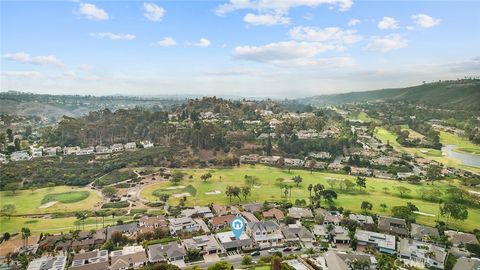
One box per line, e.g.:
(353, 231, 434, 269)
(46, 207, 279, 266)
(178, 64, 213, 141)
(452, 257, 480, 270)
(350, 167, 373, 176)
(259, 156, 281, 165)
(398, 239, 447, 269)
(239, 154, 261, 164)
(312, 225, 329, 242)
(27, 255, 66, 270)
(242, 203, 263, 213)
(316, 209, 342, 225)
(323, 251, 377, 270)
(349, 214, 374, 226)
(106, 222, 139, 240)
(397, 172, 415, 179)
(168, 217, 200, 235)
(246, 220, 283, 246)
(355, 229, 396, 254)
(211, 205, 240, 216)
(309, 152, 331, 160)
(0, 153, 5, 163)
(183, 234, 222, 254)
(148, 241, 186, 263)
(95, 145, 112, 154)
(76, 147, 94, 156)
(377, 216, 408, 237)
(445, 230, 480, 247)
(410, 224, 440, 241)
(11, 150, 31, 161)
(141, 140, 154, 148)
(210, 215, 235, 231)
(283, 158, 304, 167)
(331, 226, 350, 244)
(63, 146, 80, 155)
(110, 245, 147, 270)
(240, 211, 259, 222)
(110, 144, 124, 152)
(46, 147, 58, 156)
(32, 148, 43, 158)
(288, 207, 313, 220)
(373, 170, 395, 179)
(124, 142, 136, 150)
(262, 208, 284, 221)
(296, 129, 319, 139)
(69, 249, 109, 270)
(138, 216, 167, 234)
(328, 163, 345, 171)
(215, 231, 254, 252)
(180, 206, 213, 218)
(281, 225, 314, 245)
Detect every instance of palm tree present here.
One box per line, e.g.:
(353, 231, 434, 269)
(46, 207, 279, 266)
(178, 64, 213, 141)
(21, 227, 31, 250)
(307, 184, 313, 205)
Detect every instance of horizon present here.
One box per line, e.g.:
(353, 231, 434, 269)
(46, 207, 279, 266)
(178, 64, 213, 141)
(1, 0, 480, 98)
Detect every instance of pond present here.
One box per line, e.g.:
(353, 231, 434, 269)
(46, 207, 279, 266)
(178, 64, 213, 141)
(442, 144, 480, 167)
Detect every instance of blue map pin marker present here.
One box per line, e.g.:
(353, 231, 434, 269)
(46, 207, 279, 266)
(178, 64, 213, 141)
(230, 217, 245, 240)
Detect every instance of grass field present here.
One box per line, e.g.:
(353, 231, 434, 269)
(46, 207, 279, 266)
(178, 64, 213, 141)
(141, 165, 480, 232)
(0, 186, 102, 215)
(400, 125, 424, 139)
(95, 168, 134, 186)
(374, 127, 480, 173)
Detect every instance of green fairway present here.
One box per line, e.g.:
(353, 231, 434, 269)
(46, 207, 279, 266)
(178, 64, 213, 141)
(440, 131, 480, 155)
(41, 191, 90, 204)
(0, 186, 102, 215)
(0, 216, 133, 235)
(141, 165, 480, 232)
(374, 127, 480, 173)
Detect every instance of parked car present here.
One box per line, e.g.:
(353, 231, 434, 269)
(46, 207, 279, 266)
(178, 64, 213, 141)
(250, 251, 260, 256)
(283, 247, 292, 252)
(268, 248, 279, 254)
(293, 246, 302, 251)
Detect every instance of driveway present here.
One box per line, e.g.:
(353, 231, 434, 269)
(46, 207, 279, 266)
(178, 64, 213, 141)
(194, 218, 210, 233)
(203, 253, 220, 263)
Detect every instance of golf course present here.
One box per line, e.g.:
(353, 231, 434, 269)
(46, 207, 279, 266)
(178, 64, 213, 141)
(141, 165, 480, 232)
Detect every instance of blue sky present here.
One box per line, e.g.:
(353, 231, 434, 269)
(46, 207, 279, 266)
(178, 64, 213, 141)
(1, 0, 479, 98)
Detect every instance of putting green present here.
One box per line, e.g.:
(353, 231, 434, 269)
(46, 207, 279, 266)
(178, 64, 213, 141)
(0, 186, 102, 215)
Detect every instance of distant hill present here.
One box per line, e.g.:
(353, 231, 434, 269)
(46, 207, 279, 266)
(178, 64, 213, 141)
(0, 91, 182, 119)
(298, 79, 480, 110)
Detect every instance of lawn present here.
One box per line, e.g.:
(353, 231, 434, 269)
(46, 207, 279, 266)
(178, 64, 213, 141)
(374, 127, 480, 173)
(141, 165, 480, 232)
(0, 186, 102, 215)
(400, 125, 424, 139)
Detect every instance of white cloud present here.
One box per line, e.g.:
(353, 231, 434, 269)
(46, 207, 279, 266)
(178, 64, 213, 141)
(348, 18, 360, 26)
(233, 40, 351, 67)
(2, 52, 64, 67)
(78, 3, 109, 21)
(289, 26, 362, 46)
(1, 71, 42, 78)
(89, 32, 136, 40)
(157, 37, 177, 47)
(195, 38, 211, 47)
(215, 0, 354, 16)
(411, 14, 441, 28)
(366, 34, 408, 52)
(377, 17, 399, 30)
(244, 12, 290, 26)
(143, 3, 165, 22)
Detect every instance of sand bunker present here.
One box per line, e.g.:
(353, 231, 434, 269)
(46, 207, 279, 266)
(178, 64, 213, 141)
(253, 185, 261, 189)
(205, 190, 221, 195)
(38, 201, 58, 209)
(172, 192, 191, 198)
(414, 211, 435, 217)
(165, 186, 185, 190)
